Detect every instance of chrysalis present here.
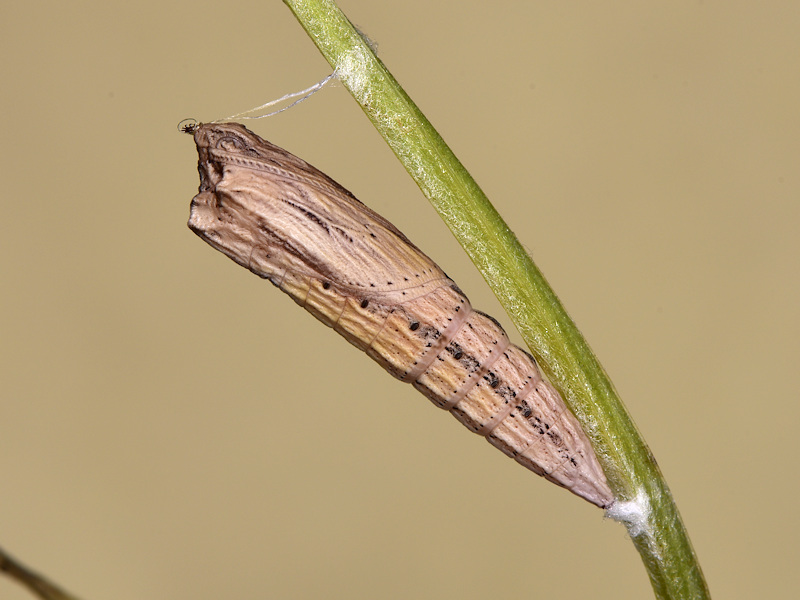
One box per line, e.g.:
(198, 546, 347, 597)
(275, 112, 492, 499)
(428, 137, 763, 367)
(186, 122, 613, 508)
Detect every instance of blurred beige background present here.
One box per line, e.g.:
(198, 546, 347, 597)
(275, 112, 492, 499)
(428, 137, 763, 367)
(1, 1, 797, 598)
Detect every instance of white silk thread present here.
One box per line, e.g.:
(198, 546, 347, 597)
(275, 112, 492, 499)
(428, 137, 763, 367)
(217, 71, 338, 122)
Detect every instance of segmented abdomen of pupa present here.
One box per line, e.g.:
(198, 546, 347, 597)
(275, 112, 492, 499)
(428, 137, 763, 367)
(281, 268, 612, 508)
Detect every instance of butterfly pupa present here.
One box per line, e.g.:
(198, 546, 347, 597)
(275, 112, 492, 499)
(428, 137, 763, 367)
(186, 122, 613, 508)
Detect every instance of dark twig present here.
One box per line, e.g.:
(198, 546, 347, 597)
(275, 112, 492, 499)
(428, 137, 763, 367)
(0, 546, 83, 600)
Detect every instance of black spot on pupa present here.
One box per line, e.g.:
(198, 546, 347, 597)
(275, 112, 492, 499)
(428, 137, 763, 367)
(519, 401, 533, 419)
(322, 282, 331, 290)
(453, 350, 464, 360)
(360, 299, 369, 309)
(410, 322, 420, 331)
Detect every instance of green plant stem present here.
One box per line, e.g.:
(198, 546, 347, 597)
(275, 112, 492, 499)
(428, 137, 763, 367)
(282, 1, 710, 598)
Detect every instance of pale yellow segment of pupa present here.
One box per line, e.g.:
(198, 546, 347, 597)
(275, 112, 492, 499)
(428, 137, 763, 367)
(187, 122, 613, 508)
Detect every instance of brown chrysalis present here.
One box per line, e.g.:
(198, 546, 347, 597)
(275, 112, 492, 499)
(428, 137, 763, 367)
(187, 122, 612, 508)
